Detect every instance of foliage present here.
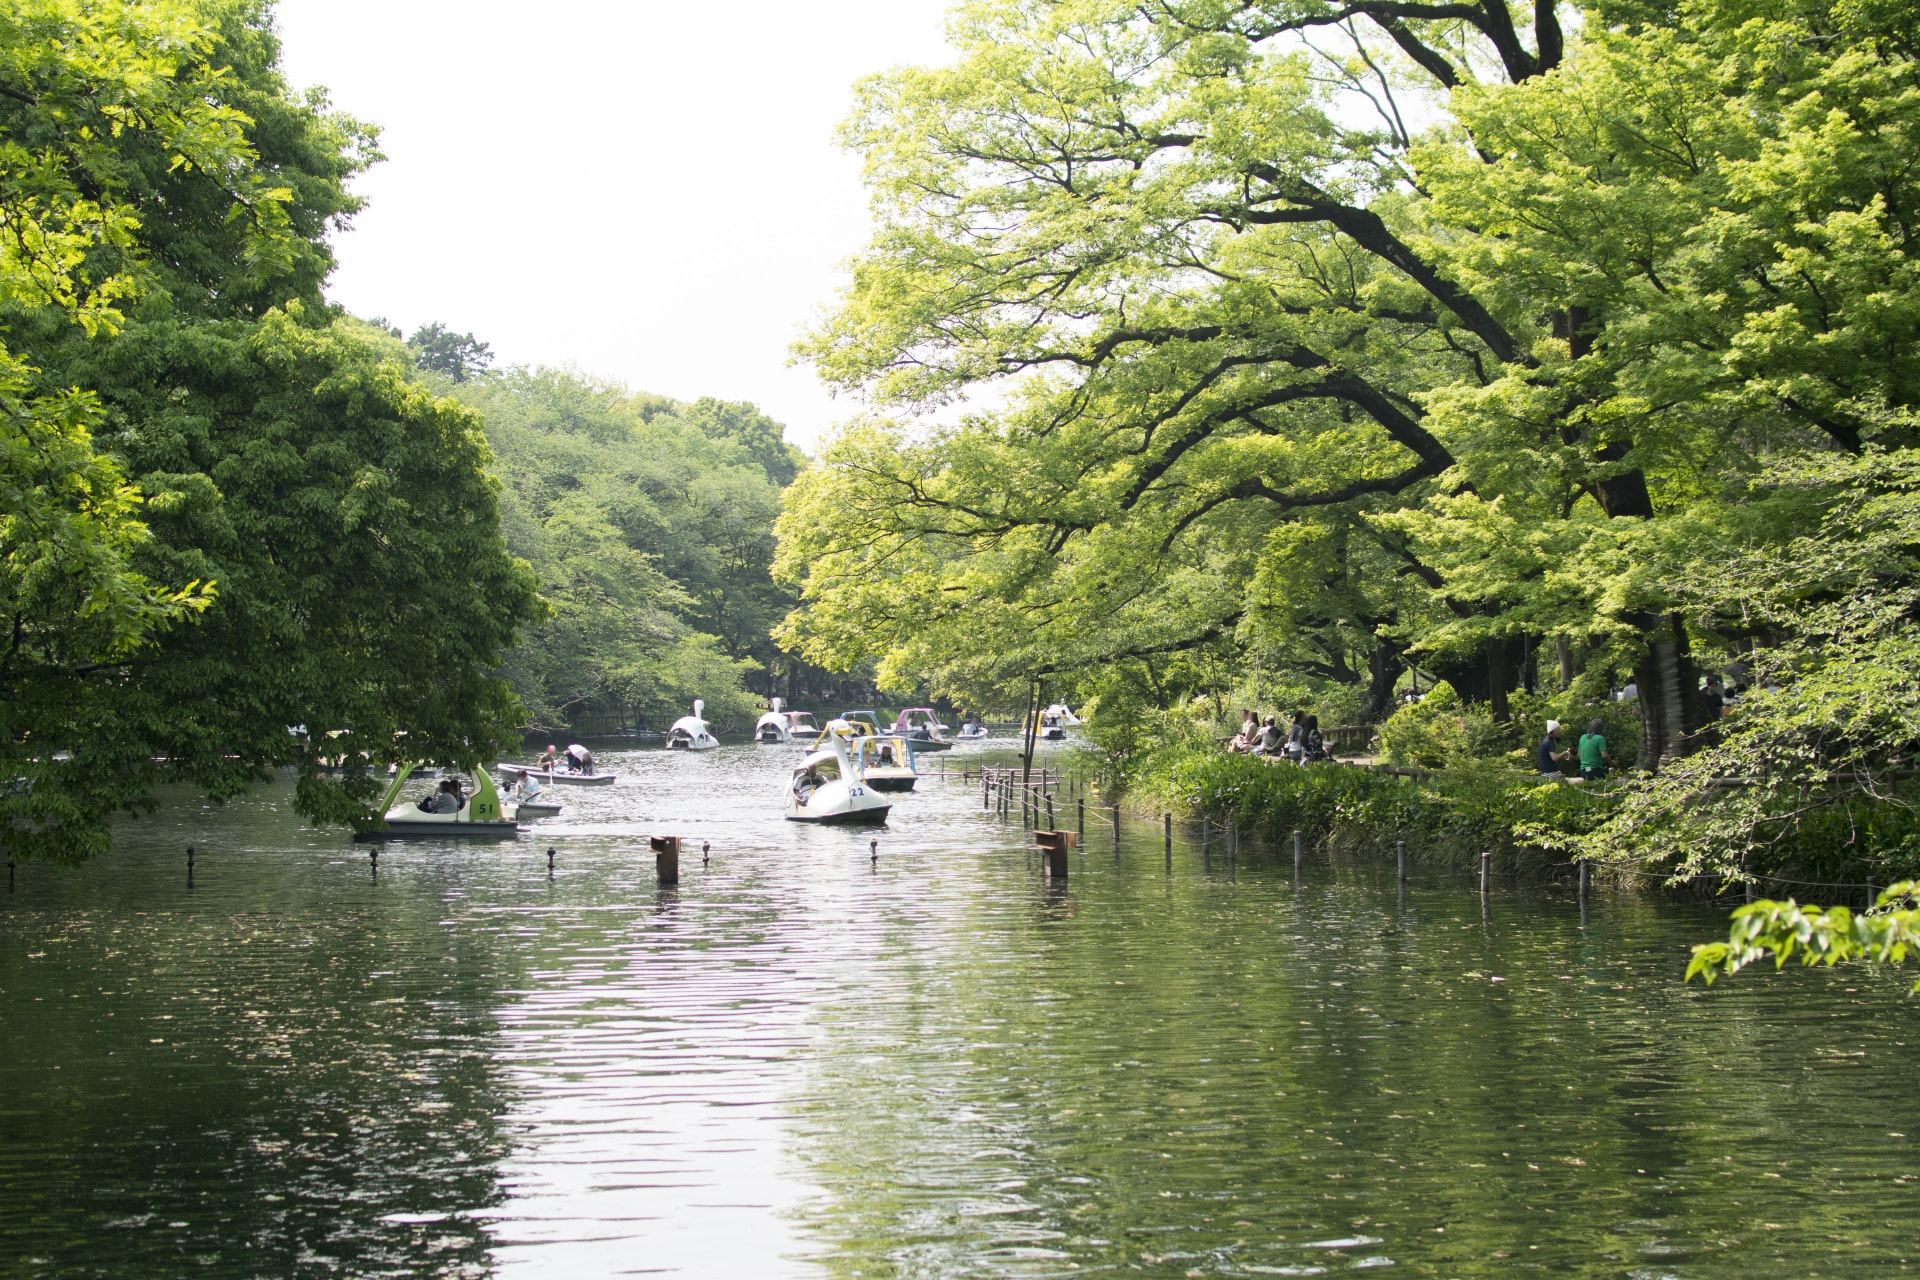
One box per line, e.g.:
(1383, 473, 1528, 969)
(0, 0, 537, 857)
(1567, 450, 1920, 883)
(408, 322, 492, 382)
(1131, 746, 1615, 874)
(774, 0, 1920, 793)
(1688, 882, 1920, 991)
(449, 367, 790, 730)
(1378, 684, 1643, 771)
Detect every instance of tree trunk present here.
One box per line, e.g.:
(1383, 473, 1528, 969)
(1631, 613, 1709, 768)
(1360, 642, 1400, 725)
(1486, 635, 1510, 722)
(1556, 636, 1574, 691)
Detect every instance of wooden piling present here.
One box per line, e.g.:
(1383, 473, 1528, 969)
(1480, 850, 1491, 896)
(1396, 839, 1406, 882)
(651, 835, 680, 886)
(1292, 829, 1301, 874)
(1036, 829, 1074, 879)
(1164, 813, 1172, 870)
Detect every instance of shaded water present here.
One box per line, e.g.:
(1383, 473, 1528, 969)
(2, 743, 1916, 1278)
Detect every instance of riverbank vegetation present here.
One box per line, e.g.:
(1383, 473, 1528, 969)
(774, 0, 1920, 895)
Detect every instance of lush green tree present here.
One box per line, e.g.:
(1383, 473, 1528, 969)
(0, 0, 538, 857)
(1688, 882, 1920, 990)
(449, 368, 786, 730)
(408, 322, 493, 382)
(778, 0, 1920, 773)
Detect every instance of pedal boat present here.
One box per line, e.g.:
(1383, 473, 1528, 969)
(357, 765, 523, 840)
(855, 734, 919, 792)
(493, 762, 616, 786)
(891, 707, 954, 751)
(667, 699, 722, 750)
(754, 698, 819, 744)
(785, 727, 891, 824)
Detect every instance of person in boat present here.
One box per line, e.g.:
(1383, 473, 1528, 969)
(877, 743, 896, 766)
(418, 778, 464, 813)
(794, 766, 825, 803)
(537, 744, 561, 770)
(508, 771, 543, 803)
(565, 744, 595, 775)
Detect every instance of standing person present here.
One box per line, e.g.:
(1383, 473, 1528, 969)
(1577, 719, 1614, 781)
(1702, 676, 1726, 720)
(1285, 711, 1307, 764)
(1537, 720, 1571, 776)
(1302, 715, 1325, 763)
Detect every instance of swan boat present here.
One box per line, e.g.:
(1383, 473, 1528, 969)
(667, 699, 722, 751)
(1035, 703, 1084, 741)
(785, 726, 891, 824)
(956, 719, 990, 741)
(753, 698, 820, 744)
(357, 764, 523, 840)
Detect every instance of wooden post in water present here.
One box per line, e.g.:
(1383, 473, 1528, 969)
(1164, 813, 1172, 870)
(1228, 821, 1237, 873)
(1480, 850, 1491, 896)
(1078, 797, 1085, 842)
(652, 835, 680, 886)
(1045, 793, 1054, 830)
(1036, 829, 1072, 879)
(1112, 804, 1120, 847)
(1579, 858, 1589, 899)
(1292, 829, 1302, 875)
(1397, 839, 1406, 883)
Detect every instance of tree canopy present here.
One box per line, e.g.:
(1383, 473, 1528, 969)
(0, 0, 539, 857)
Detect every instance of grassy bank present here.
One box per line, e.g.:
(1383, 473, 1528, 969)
(1124, 746, 1920, 894)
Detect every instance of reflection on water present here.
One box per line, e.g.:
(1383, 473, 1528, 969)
(2, 743, 1916, 1277)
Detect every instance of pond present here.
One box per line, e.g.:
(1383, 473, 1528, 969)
(2, 742, 1914, 1278)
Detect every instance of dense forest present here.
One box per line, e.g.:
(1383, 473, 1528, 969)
(775, 0, 1920, 890)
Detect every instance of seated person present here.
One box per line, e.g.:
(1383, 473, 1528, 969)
(419, 779, 464, 813)
(793, 769, 824, 802)
(509, 773, 542, 803)
(1252, 715, 1286, 756)
(537, 744, 561, 770)
(1537, 720, 1572, 775)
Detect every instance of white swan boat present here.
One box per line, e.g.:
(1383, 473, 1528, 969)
(785, 726, 891, 824)
(753, 698, 819, 744)
(358, 765, 523, 840)
(956, 719, 990, 740)
(668, 699, 722, 751)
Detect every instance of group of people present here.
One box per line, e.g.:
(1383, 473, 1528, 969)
(536, 743, 596, 775)
(1537, 718, 1615, 781)
(1226, 710, 1331, 764)
(414, 778, 468, 813)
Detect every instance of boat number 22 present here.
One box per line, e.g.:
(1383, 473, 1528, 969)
(848, 787, 865, 797)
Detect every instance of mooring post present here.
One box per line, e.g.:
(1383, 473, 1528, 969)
(1164, 813, 1172, 871)
(1480, 850, 1491, 896)
(370, 846, 378, 874)
(187, 845, 195, 872)
(1397, 839, 1406, 883)
(1292, 829, 1302, 875)
(1045, 793, 1054, 829)
(1112, 804, 1120, 846)
(1579, 858, 1589, 899)
(1037, 829, 1069, 879)
(547, 846, 556, 873)
(651, 835, 680, 886)
(1078, 797, 1085, 842)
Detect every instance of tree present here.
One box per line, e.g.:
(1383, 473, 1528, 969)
(778, 0, 1918, 768)
(1688, 883, 1920, 991)
(0, 0, 537, 857)
(452, 368, 783, 730)
(408, 322, 494, 382)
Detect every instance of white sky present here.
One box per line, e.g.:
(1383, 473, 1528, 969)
(272, 0, 955, 452)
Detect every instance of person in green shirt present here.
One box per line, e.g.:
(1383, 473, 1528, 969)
(1577, 718, 1614, 781)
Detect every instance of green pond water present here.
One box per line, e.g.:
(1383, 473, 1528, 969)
(1, 743, 1915, 1278)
